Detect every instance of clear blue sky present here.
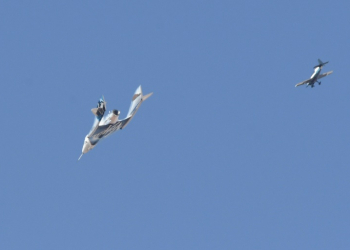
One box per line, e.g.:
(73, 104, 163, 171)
(1, 1, 350, 249)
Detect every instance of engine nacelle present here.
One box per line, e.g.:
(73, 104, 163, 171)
(99, 109, 120, 125)
(110, 110, 120, 124)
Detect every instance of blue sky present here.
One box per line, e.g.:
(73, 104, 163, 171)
(1, 1, 350, 249)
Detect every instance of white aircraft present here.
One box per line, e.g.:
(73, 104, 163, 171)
(79, 86, 153, 160)
(295, 59, 333, 88)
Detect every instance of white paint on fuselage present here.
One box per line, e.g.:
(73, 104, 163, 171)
(310, 67, 321, 79)
(82, 136, 94, 154)
(307, 66, 322, 86)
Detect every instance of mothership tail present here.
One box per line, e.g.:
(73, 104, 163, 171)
(122, 85, 153, 129)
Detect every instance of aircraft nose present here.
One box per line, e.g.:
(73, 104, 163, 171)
(82, 138, 92, 154)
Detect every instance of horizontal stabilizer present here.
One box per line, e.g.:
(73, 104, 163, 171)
(314, 59, 329, 68)
(142, 92, 153, 101)
(91, 107, 105, 118)
(91, 108, 98, 116)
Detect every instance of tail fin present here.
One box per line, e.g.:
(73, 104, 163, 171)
(91, 96, 106, 120)
(121, 86, 152, 129)
(314, 59, 328, 68)
(126, 86, 153, 118)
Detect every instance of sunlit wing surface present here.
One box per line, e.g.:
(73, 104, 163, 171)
(317, 70, 333, 80)
(295, 79, 311, 87)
